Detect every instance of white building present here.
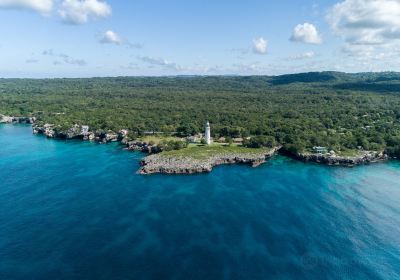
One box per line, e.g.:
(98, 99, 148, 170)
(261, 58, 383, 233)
(205, 121, 211, 145)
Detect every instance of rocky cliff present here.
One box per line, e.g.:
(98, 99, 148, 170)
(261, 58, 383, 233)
(126, 141, 161, 154)
(138, 146, 281, 175)
(32, 123, 127, 143)
(287, 150, 388, 166)
(0, 115, 36, 124)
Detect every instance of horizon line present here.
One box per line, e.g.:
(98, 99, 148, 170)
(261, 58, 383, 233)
(1, 70, 400, 80)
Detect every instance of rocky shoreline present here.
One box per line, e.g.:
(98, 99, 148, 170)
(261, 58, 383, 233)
(138, 146, 281, 175)
(137, 147, 389, 175)
(29, 122, 160, 153)
(282, 149, 389, 166)
(0, 114, 395, 174)
(0, 114, 36, 124)
(31, 123, 126, 143)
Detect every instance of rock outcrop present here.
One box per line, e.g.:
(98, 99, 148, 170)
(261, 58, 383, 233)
(32, 124, 127, 143)
(33, 123, 55, 137)
(138, 146, 281, 175)
(287, 150, 388, 166)
(126, 141, 161, 154)
(0, 115, 36, 124)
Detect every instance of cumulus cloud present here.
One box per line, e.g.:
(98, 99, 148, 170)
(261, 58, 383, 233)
(58, 0, 111, 25)
(291, 23, 322, 44)
(327, 0, 400, 46)
(99, 30, 143, 48)
(0, 0, 111, 24)
(252, 37, 268, 54)
(136, 56, 216, 73)
(42, 49, 86, 66)
(340, 43, 400, 62)
(100, 30, 121, 44)
(0, 0, 53, 14)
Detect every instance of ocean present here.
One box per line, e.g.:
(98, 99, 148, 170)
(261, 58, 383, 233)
(1, 124, 399, 280)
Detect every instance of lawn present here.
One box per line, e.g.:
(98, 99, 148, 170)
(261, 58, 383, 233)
(336, 149, 364, 157)
(160, 144, 270, 160)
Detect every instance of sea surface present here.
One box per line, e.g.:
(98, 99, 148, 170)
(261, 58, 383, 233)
(1, 124, 400, 280)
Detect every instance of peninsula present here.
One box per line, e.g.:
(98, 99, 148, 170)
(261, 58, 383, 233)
(1, 72, 399, 174)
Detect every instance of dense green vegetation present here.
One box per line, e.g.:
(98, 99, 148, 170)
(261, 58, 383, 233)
(243, 135, 277, 149)
(1, 72, 400, 156)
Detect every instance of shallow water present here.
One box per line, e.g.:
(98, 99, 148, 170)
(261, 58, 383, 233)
(1, 125, 400, 280)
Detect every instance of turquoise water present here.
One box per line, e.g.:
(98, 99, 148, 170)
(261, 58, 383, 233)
(1, 125, 400, 280)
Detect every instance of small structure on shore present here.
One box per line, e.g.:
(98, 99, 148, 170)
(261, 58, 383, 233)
(313, 146, 328, 154)
(205, 121, 211, 145)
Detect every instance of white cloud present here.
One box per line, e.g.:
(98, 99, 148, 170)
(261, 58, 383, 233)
(340, 43, 400, 62)
(99, 30, 143, 48)
(0, 0, 111, 24)
(100, 30, 121, 45)
(327, 0, 400, 46)
(42, 49, 86, 66)
(288, 51, 315, 60)
(0, 0, 53, 14)
(290, 23, 322, 44)
(59, 0, 111, 25)
(252, 37, 268, 54)
(137, 56, 182, 71)
(233, 63, 264, 73)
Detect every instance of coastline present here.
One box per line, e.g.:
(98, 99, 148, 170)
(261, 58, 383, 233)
(138, 146, 281, 175)
(0, 115, 394, 174)
(280, 149, 389, 167)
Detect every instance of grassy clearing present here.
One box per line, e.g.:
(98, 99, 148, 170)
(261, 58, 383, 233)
(160, 144, 270, 160)
(336, 149, 362, 157)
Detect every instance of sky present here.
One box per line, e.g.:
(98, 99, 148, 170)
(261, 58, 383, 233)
(1, 0, 400, 78)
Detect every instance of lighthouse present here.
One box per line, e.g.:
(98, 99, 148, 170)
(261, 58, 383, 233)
(205, 121, 211, 145)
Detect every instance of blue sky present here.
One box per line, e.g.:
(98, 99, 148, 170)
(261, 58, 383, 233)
(1, 0, 400, 77)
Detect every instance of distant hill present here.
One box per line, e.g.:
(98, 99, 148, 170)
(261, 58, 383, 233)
(269, 71, 400, 85)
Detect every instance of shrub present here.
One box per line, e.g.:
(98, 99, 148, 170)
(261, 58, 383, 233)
(243, 136, 276, 148)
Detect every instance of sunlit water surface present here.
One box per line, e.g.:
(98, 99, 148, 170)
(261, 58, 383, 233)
(1, 125, 400, 280)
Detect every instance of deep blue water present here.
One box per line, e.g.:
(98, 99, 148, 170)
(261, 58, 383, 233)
(1, 125, 400, 280)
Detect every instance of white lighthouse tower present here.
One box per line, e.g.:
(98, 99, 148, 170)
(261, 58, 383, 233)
(205, 121, 211, 145)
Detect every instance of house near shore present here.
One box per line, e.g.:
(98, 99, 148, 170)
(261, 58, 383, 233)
(313, 146, 328, 154)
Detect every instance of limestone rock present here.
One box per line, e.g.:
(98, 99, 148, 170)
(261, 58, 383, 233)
(138, 146, 281, 175)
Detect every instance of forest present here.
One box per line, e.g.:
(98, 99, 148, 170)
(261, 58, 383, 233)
(1, 71, 400, 156)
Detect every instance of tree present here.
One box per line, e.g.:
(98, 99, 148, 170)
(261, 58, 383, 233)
(243, 136, 276, 148)
(226, 136, 233, 146)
